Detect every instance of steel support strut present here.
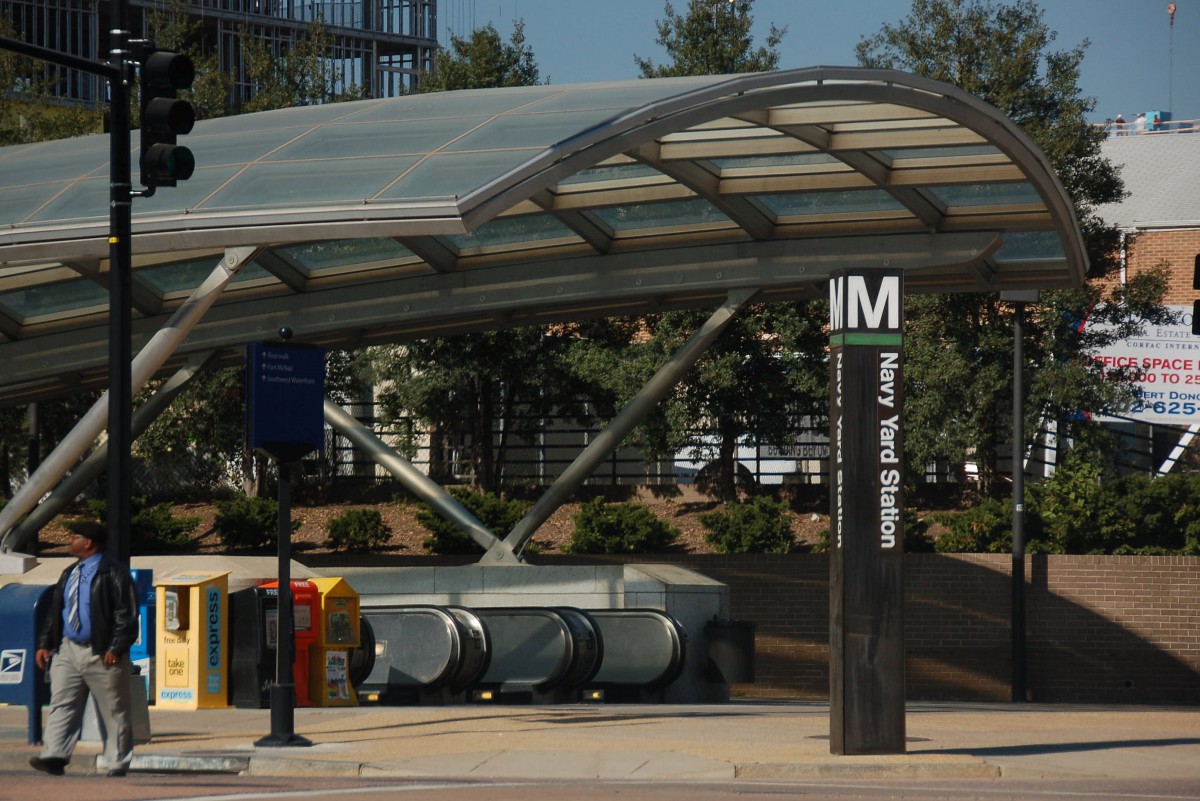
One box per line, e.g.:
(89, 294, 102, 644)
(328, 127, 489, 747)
(0, 248, 258, 558)
(5, 356, 217, 552)
(322, 399, 515, 561)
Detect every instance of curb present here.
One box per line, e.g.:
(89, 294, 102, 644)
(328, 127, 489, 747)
(130, 753, 250, 774)
(735, 760, 1001, 780)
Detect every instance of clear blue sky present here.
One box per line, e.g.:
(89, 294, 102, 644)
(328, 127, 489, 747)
(443, 0, 1199, 124)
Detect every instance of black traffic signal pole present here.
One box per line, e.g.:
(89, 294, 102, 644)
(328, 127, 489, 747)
(1, 0, 194, 565)
(108, 0, 135, 566)
(0, 8, 133, 563)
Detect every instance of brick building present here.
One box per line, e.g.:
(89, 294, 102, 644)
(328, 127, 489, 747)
(1095, 130, 1200, 470)
(1101, 130, 1200, 307)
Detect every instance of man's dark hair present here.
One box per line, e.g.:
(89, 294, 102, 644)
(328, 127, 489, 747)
(70, 520, 107, 549)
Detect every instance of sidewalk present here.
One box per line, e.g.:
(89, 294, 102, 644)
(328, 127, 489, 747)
(1, 702, 1198, 781)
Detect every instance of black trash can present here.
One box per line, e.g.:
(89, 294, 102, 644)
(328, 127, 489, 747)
(705, 618, 756, 684)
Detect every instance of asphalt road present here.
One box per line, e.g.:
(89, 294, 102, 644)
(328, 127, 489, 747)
(2, 773, 1199, 801)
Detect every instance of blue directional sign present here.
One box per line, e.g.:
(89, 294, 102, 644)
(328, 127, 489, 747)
(247, 342, 325, 463)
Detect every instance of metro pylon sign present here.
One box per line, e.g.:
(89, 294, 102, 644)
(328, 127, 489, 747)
(828, 268, 906, 756)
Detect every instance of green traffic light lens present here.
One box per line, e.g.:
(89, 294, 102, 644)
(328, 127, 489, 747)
(168, 146, 195, 181)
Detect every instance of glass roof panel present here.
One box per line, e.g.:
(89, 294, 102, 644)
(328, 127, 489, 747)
(756, 189, 908, 217)
(183, 126, 334, 166)
(278, 238, 415, 272)
(23, 176, 109, 224)
(0, 138, 108, 187)
(377, 150, 539, 200)
(0, 279, 108, 320)
(205, 157, 421, 209)
(232, 264, 275, 283)
(881, 145, 1004, 160)
(926, 182, 1042, 207)
(29, 165, 245, 221)
(140, 257, 223, 294)
(559, 163, 665, 186)
(710, 153, 842, 170)
(266, 118, 492, 161)
(591, 198, 731, 232)
(343, 86, 562, 122)
(448, 215, 576, 249)
(993, 231, 1065, 263)
(444, 109, 628, 152)
(518, 77, 718, 113)
(0, 186, 66, 226)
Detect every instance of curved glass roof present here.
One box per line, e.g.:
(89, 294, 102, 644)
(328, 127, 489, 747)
(0, 68, 1085, 405)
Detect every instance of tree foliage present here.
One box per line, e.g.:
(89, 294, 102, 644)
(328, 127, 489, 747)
(632, 1, 812, 499)
(857, 0, 1172, 493)
(0, 20, 102, 145)
(419, 22, 540, 92)
(361, 328, 594, 491)
(143, 1, 230, 121)
(239, 19, 366, 112)
(636, 0, 786, 77)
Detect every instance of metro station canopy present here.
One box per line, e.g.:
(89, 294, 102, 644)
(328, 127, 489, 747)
(0, 68, 1085, 406)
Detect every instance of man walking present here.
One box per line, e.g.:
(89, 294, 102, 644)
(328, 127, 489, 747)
(30, 521, 139, 777)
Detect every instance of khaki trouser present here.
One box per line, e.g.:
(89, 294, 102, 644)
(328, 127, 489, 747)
(40, 637, 133, 771)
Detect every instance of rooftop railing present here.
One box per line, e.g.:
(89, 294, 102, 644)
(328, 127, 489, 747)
(1094, 117, 1200, 137)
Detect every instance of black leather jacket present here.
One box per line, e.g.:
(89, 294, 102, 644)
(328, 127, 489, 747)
(37, 553, 139, 658)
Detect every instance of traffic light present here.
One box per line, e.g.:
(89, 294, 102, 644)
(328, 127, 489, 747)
(139, 49, 195, 188)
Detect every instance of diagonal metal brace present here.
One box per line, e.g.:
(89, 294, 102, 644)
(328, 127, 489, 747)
(480, 287, 760, 564)
(0, 247, 259, 556)
(4, 354, 217, 554)
(323, 399, 520, 563)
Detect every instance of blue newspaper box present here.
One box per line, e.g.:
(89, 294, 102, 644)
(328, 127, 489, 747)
(0, 584, 55, 744)
(129, 568, 155, 701)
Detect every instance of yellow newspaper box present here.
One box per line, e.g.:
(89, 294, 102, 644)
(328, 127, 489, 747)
(154, 572, 229, 709)
(309, 577, 360, 706)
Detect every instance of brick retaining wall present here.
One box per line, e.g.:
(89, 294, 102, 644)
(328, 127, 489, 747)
(538, 553, 1200, 704)
(305, 552, 1200, 704)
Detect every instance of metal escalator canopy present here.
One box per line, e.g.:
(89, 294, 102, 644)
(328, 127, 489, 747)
(0, 67, 1086, 406)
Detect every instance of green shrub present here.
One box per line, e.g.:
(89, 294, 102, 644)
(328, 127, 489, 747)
(567, 497, 679, 554)
(1027, 457, 1104, 553)
(415, 487, 529, 555)
(86, 497, 200, 553)
(699, 496, 794, 554)
(215, 495, 287, 550)
(324, 508, 391, 552)
(929, 498, 1011, 553)
(810, 513, 932, 554)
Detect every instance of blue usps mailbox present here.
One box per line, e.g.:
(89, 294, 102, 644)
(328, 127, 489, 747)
(246, 341, 326, 462)
(129, 568, 155, 699)
(0, 584, 55, 744)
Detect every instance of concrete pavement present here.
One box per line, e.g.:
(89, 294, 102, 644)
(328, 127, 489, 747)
(2, 701, 1198, 782)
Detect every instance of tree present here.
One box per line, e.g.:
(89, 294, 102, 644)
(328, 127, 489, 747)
(418, 22, 540, 92)
(636, 0, 786, 78)
(857, 0, 1172, 493)
(362, 329, 594, 492)
(598, 307, 826, 501)
(143, 1, 230, 121)
(0, 19, 102, 145)
(632, 1, 814, 499)
(240, 19, 366, 112)
(356, 21, 553, 493)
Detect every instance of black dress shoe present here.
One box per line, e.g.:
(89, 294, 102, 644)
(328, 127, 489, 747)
(107, 768, 128, 777)
(29, 756, 67, 775)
